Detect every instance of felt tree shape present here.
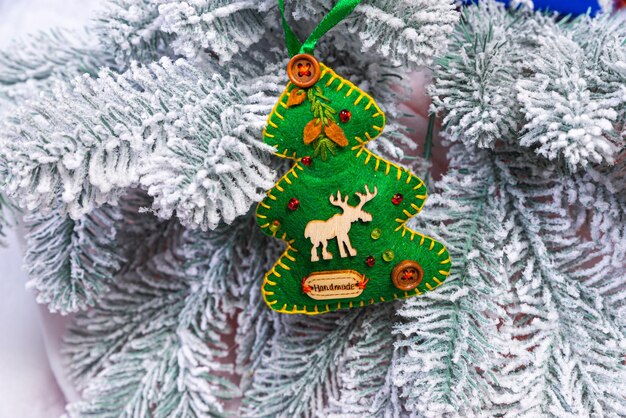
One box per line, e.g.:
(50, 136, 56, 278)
(256, 59, 451, 315)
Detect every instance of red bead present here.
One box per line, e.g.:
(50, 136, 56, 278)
(287, 198, 300, 211)
(365, 256, 376, 267)
(301, 156, 312, 166)
(339, 109, 352, 123)
(392, 193, 404, 205)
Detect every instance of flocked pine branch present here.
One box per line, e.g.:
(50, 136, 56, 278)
(0, 57, 278, 229)
(516, 25, 622, 169)
(0, 28, 112, 116)
(489, 146, 626, 417)
(431, 0, 626, 168)
(392, 142, 509, 417)
(567, 159, 626, 303)
(325, 304, 401, 417)
(232, 220, 283, 391)
(242, 310, 363, 417)
(429, 1, 521, 149)
(96, 0, 172, 66)
(157, 0, 272, 62)
(24, 204, 124, 314)
(349, 0, 458, 69)
(97, 0, 458, 68)
(65, 212, 273, 416)
(96, 0, 274, 66)
(66, 249, 239, 417)
(0, 192, 13, 247)
(22, 189, 179, 314)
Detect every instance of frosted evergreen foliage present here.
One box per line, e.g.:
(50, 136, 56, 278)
(138, 60, 280, 230)
(0, 193, 12, 247)
(97, 0, 457, 68)
(24, 205, 124, 314)
(350, 0, 458, 69)
(393, 143, 509, 417)
(97, 0, 170, 65)
(489, 146, 625, 416)
(66, 250, 238, 417)
(0, 28, 106, 86)
(0, 57, 278, 228)
(157, 0, 270, 62)
(431, 1, 626, 169)
(0, 0, 623, 416)
(0, 29, 112, 117)
(65, 214, 273, 416)
(516, 28, 622, 169)
(233, 227, 282, 391)
(517, 70, 619, 168)
(429, 1, 520, 149)
(568, 160, 626, 273)
(325, 305, 399, 417)
(243, 311, 362, 417)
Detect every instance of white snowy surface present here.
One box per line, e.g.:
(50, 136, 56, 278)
(0, 0, 98, 48)
(0, 1, 98, 417)
(0, 224, 66, 418)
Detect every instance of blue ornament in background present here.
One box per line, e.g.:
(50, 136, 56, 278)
(466, 0, 603, 15)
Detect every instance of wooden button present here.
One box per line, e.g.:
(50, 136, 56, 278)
(391, 260, 424, 291)
(287, 54, 321, 89)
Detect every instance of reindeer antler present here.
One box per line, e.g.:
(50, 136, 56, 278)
(329, 190, 351, 211)
(355, 185, 378, 209)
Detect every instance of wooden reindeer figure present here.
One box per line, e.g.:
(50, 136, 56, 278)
(305, 186, 378, 262)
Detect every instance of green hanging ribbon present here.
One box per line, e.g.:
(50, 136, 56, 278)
(278, 0, 363, 57)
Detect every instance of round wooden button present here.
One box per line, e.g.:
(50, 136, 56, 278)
(287, 54, 321, 89)
(391, 260, 424, 291)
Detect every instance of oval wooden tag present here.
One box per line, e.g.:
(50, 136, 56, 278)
(303, 270, 367, 300)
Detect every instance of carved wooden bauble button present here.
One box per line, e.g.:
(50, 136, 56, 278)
(391, 260, 424, 291)
(287, 54, 321, 88)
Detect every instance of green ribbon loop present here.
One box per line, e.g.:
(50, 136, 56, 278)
(278, 0, 362, 57)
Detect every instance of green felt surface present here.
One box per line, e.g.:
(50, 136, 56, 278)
(257, 63, 451, 315)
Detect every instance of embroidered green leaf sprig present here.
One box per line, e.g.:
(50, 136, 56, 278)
(307, 86, 335, 124)
(286, 86, 348, 160)
(312, 136, 337, 160)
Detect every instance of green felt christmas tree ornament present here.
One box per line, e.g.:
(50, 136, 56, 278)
(256, 0, 451, 315)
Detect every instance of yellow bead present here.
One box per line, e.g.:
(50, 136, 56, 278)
(382, 250, 395, 262)
(269, 221, 280, 233)
(370, 228, 382, 240)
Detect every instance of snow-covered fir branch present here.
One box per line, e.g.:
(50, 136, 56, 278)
(0, 191, 13, 247)
(431, 0, 626, 169)
(325, 304, 401, 417)
(24, 204, 124, 314)
(392, 142, 509, 417)
(0, 57, 279, 228)
(349, 0, 458, 69)
(66, 249, 239, 417)
(242, 310, 363, 417)
(97, 0, 458, 68)
(0, 28, 112, 116)
(65, 209, 278, 416)
(489, 145, 625, 416)
(429, 1, 521, 149)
